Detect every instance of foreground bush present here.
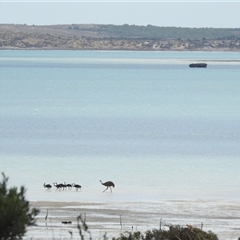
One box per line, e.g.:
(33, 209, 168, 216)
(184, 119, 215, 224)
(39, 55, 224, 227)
(113, 225, 218, 240)
(0, 173, 39, 240)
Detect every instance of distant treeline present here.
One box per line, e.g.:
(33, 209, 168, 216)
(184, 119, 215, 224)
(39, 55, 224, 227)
(68, 24, 240, 40)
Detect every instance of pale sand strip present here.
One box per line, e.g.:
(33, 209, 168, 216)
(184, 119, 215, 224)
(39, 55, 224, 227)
(27, 201, 150, 240)
(26, 201, 240, 240)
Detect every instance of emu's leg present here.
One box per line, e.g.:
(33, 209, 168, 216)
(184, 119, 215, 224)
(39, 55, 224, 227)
(103, 187, 108, 192)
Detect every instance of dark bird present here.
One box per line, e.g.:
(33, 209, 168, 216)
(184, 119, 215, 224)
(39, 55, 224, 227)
(44, 183, 52, 189)
(73, 183, 81, 190)
(66, 183, 73, 190)
(100, 180, 115, 192)
(61, 182, 67, 190)
(53, 182, 63, 190)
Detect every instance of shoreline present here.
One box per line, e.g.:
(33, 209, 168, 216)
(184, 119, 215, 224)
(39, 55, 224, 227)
(1, 49, 240, 67)
(0, 48, 240, 52)
(27, 200, 240, 240)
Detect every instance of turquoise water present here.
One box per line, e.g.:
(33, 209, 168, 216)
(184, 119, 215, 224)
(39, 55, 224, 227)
(1, 50, 240, 203)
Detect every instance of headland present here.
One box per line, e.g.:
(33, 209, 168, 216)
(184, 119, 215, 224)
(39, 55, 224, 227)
(0, 24, 240, 51)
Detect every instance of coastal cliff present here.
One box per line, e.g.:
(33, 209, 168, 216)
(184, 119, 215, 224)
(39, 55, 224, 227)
(1, 24, 240, 51)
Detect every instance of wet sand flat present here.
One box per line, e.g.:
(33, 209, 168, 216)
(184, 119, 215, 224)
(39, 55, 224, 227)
(26, 200, 240, 240)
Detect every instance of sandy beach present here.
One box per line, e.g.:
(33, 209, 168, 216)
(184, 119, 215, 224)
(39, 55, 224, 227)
(26, 200, 240, 240)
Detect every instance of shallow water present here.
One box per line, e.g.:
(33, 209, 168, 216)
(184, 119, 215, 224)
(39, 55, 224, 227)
(1, 50, 240, 239)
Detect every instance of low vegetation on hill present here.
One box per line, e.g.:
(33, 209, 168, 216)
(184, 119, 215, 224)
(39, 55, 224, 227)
(0, 24, 240, 50)
(73, 24, 240, 40)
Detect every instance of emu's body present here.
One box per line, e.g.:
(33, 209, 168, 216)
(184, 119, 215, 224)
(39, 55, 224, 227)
(53, 182, 63, 190)
(66, 183, 73, 189)
(44, 183, 52, 189)
(100, 180, 115, 192)
(73, 183, 81, 190)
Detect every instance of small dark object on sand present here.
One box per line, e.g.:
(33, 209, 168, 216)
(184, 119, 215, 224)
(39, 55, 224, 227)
(62, 221, 72, 224)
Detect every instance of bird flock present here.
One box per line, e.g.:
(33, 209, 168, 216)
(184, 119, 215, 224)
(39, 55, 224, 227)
(43, 180, 115, 192)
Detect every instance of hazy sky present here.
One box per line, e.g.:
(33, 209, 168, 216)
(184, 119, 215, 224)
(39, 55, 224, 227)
(1, 1, 240, 28)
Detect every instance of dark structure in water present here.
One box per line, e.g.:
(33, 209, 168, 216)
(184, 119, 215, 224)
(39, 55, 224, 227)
(189, 63, 207, 68)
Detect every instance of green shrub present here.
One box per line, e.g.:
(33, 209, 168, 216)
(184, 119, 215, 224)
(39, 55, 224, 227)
(113, 231, 144, 240)
(113, 225, 218, 240)
(0, 173, 39, 240)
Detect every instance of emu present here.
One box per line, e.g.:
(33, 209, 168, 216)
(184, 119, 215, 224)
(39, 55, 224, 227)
(44, 183, 52, 189)
(73, 183, 81, 190)
(53, 182, 63, 190)
(66, 183, 73, 190)
(100, 180, 115, 192)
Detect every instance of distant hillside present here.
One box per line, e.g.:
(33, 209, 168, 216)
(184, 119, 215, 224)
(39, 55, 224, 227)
(1, 24, 240, 39)
(0, 24, 240, 51)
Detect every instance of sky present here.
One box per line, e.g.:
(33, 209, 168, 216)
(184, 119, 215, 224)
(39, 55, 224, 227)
(0, 1, 240, 28)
